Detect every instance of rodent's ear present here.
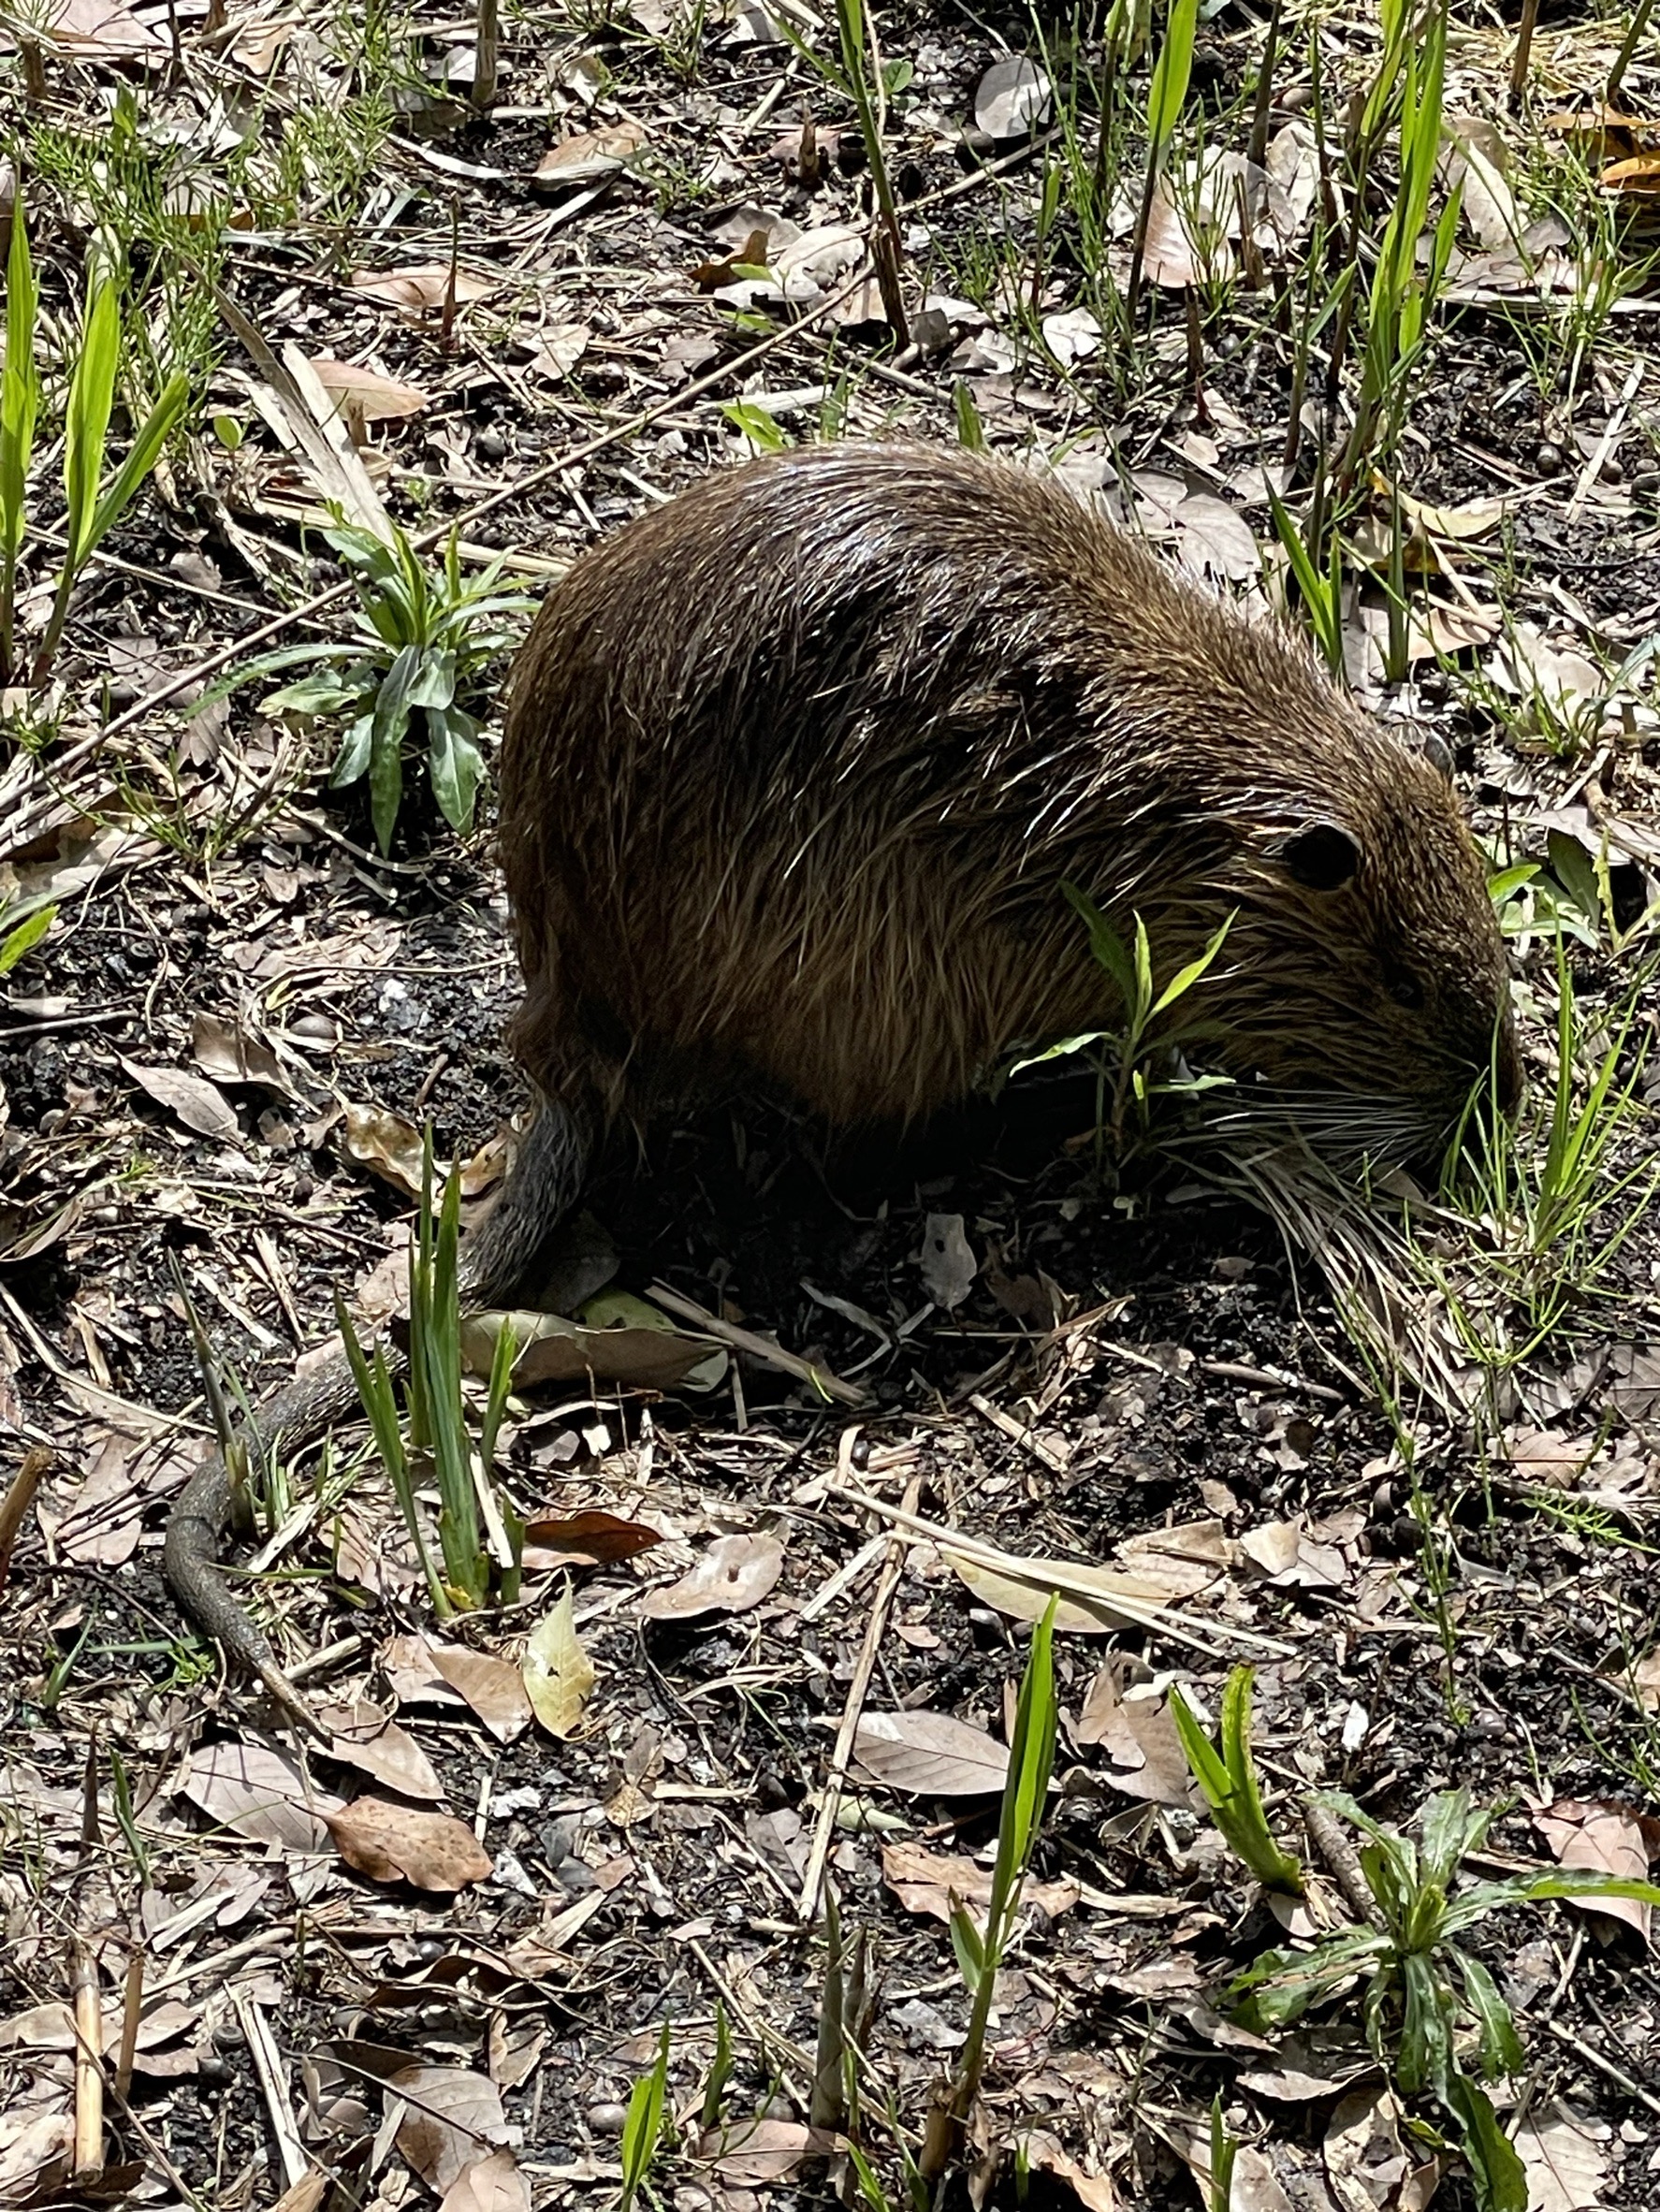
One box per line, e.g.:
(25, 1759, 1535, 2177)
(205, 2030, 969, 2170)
(1280, 821, 1361, 892)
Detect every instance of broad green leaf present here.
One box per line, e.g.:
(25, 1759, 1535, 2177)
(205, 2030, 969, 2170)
(1453, 1949, 1524, 2081)
(331, 708, 376, 788)
(1443, 2070, 1528, 2212)
(0, 901, 54, 974)
(426, 704, 485, 835)
(1151, 910, 1235, 1017)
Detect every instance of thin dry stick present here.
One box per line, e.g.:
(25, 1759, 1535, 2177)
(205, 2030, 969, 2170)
(111, 1948, 143, 2103)
(231, 1988, 309, 2190)
(826, 1481, 1296, 1658)
(70, 1947, 104, 2183)
(1508, 0, 1538, 104)
(795, 1468, 925, 1921)
(647, 1281, 867, 1407)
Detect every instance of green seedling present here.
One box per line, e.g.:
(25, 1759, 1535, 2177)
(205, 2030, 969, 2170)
(1340, 0, 1459, 489)
(340, 1132, 522, 1617)
(1430, 939, 1655, 1378)
(1170, 1666, 1305, 1895)
(1266, 480, 1345, 679)
(0, 204, 189, 691)
(700, 1999, 734, 2130)
(924, 1598, 1058, 2176)
(779, 0, 907, 339)
(1127, 0, 1200, 316)
(1230, 1787, 1660, 2212)
(1012, 886, 1234, 1150)
(1206, 2095, 1238, 2212)
(0, 191, 40, 691)
(0, 896, 54, 975)
(619, 2020, 672, 2212)
(230, 520, 533, 853)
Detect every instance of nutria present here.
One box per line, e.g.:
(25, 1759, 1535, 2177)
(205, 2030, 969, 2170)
(165, 442, 1519, 1725)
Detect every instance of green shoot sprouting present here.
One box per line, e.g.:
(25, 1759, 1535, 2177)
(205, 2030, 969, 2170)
(1012, 887, 1234, 1149)
(0, 189, 40, 691)
(1230, 1788, 1660, 2212)
(1170, 1666, 1305, 1895)
(1127, 0, 1200, 315)
(30, 266, 191, 687)
(925, 1598, 1058, 2174)
(619, 2021, 672, 2212)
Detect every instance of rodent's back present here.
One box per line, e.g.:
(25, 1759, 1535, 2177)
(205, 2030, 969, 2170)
(502, 444, 1515, 1146)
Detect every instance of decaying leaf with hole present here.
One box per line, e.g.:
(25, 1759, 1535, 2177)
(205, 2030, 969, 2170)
(638, 1531, 785, 1620)
(326, 1798, 493, 1891)
(521, 1583, 595, 1739)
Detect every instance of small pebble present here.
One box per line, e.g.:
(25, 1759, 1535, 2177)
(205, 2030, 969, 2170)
(588, 2103, 628, 2137)
(1536, 440, 1565, 475)
(475, 429, 507, 463)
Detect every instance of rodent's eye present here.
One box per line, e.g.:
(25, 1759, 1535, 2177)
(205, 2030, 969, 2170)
(1280, 821, 1361, 892)
(1385, 966, 1426, 1011)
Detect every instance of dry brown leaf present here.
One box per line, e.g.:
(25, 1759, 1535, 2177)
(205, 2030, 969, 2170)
(638, 1531, 785, 1620)
(533, 121, 646, 184)
(1073, 1665, 1198, 1807)
(319, 1702, 444, 1800)
(693, 227, 773, 288)
(388, 2066, 509, 2195)
(340, 1100, 425, 1196)
(1532, 1800, 1653, 1939)
(1323, 2084, 1412, 2212)
(308, 357, 431, 423)
(36, 1437, 139, 1565)
(853, 1710, 1010, 1797)
(696, 2119, 838, 2184)
(42, 0, 165, 52)
(1514, 2104, 1610, 2212)
(0, 2107, 73, 2206)
(461, 1307, 717, 1391)
(429, 1642, 536, 1742)
(119, 1055, 239, 1141)
(521, 1583, 595, 1739)
(942, 1546, 1186, 1633)
(182, 1742, 342, 1851)
(1634, 1648, 1660, 1715)
(1011, 2132, 1116, 2212)
(918, 1213, 976, 1307)
(440, 2151, 531, 2212)
(521, 1509, 664, 1565)
(191, 1012, 293, 1093)
(327, 1798, 493, 1891)
(350, 264, 495, 312)
(881, 1841, 1079, 1923)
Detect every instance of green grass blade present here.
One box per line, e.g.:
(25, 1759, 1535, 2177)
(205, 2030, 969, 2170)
(1, 194, 40, 577)
(64, 277, 120, 568)
(83, 369, 190, 555)
(1146, 0, 1200, 153)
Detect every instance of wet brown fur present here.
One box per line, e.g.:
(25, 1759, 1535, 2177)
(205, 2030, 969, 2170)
(502, 442, 1516, 1152)
(166, 440, 1517, 1719)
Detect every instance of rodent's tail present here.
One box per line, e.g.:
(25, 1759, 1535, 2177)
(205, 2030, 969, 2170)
(163, 1094, 591, 1733)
